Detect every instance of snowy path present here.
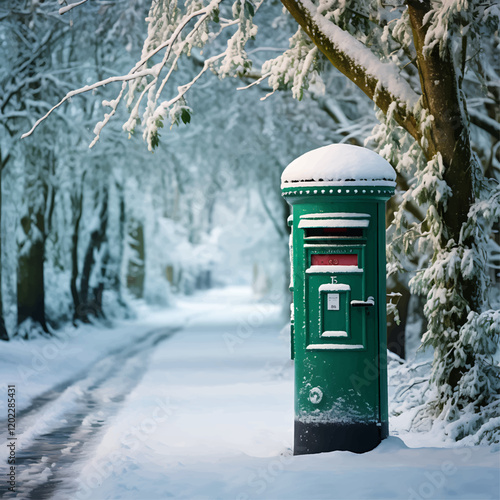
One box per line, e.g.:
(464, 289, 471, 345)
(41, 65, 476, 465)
(1, 287, 499, 500)
(1, 326, 179, 499)
(61, 287, 295, 500)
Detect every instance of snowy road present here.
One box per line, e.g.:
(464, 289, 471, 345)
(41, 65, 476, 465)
(1, 326, 179, 499)
(61, 287, 295, 500)
(1, 287, 499, 500)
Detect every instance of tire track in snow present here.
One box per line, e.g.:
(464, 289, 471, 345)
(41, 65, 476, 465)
(0, 326, 179, 500)
(2, 327, 173, 425)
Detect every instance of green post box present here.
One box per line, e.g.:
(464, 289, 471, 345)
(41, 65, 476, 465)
(282, 144, 396, 455)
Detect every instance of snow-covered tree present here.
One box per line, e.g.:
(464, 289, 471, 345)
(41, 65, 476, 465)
(0, 2, 75, 337)
(0, 0, 150, 334)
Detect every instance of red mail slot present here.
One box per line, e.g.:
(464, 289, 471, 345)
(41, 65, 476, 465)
(311, 254, 358, 266)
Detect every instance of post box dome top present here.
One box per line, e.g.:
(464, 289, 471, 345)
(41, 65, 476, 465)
(281, 144, 396, 188)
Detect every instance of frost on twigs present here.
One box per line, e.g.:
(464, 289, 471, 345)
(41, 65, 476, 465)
(118, 0, 264, 150)
(422, 1, 500, 66)
(211, 0, 259, 79)
(406, 178, 500, 443)
(387, 292, 402, 326)
(122, 0, 226, 151)
(121, 0, 262, 150)
(370, 93, 500, 442)
(261, 28, 324, 101)
(368, 110, 427, 276)
(23, 0, 262, 151)
(390, 323, 500, 445)
(397, 310, 500, 445)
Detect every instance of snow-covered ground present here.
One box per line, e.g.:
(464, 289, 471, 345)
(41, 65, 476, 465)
(0, 287, 498, 499)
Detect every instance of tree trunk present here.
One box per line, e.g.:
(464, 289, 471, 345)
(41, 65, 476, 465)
(126, 219, 145, 299)
(386, 277, 411, 359)
(407, 0, 481, 314)
(385, 180, 426, 359)
(17, 203, 48, 334)
(16, 147, 49, 335)
(280, 0, 486, 402)
(77, 185, 109, 322)
(70, 177, 85, 322)
(407, 2, 475, 217)
(112, 180, 127, 306)
(408, 0, 483, 392)
(279, 0, 419, 139)
(0, 153, 9, 341)
(91, 244, 110, 319)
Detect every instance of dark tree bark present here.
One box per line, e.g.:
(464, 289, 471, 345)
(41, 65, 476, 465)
(91, 244, 110, 320)
(17, 190, 49, 334)
(110, 180, 127, 306)
(0, 152, 10, 341)
(385, 178, 426, 358)
(70, 173, 85, 322)
(406, 0, 484, 395)
(12, 12, 62, 336)
(407, 0, 479, 302)
(16, 143, 50, 336)
(126, 219, 145, 299)
(279, 0, 419, 140)
(76, 185, 109, 322)
(386, 278, 411, 360)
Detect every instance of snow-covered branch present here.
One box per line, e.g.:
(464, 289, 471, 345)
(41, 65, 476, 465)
(21, 69, 155, 140)
(280, 0, 421, 140)
(59, 0, 90, 15)
(22, 0, 262, 149)
(237, 72, 271, 91)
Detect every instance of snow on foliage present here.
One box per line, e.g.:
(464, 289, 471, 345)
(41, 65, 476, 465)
(262, 27, 323, 100)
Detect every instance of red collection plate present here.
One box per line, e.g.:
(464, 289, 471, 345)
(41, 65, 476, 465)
(311, 254, 358, 266)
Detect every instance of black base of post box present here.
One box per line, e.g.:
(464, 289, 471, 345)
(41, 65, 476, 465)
(293, 420, 385, 455)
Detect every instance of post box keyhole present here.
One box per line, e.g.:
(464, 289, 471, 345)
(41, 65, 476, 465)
(309, 387, 323, 404)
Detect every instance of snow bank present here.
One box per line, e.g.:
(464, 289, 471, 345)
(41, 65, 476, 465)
(281, 144, 396, 187)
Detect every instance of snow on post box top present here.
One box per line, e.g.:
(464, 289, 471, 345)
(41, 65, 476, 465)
(281, 144, 396, 188)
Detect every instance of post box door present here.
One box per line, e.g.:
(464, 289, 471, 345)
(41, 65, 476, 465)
(300, 213, 372, 350)
(306, 270, 368, 349)
(320, 283, 351, 338)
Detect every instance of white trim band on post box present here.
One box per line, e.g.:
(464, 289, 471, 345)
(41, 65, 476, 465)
(306, 344, 365, 350)
(298, 219, 370, 229)
(306, 266, 363, 274)
(318, 284, 351, 292)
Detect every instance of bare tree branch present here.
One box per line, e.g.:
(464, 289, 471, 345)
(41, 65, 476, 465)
(59, 0, 90, 15)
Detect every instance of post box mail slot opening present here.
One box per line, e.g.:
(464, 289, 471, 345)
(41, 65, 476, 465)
(311, 254, 358, 266)
(298, 216, 369, 240)
(304, 227, 364, 238)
